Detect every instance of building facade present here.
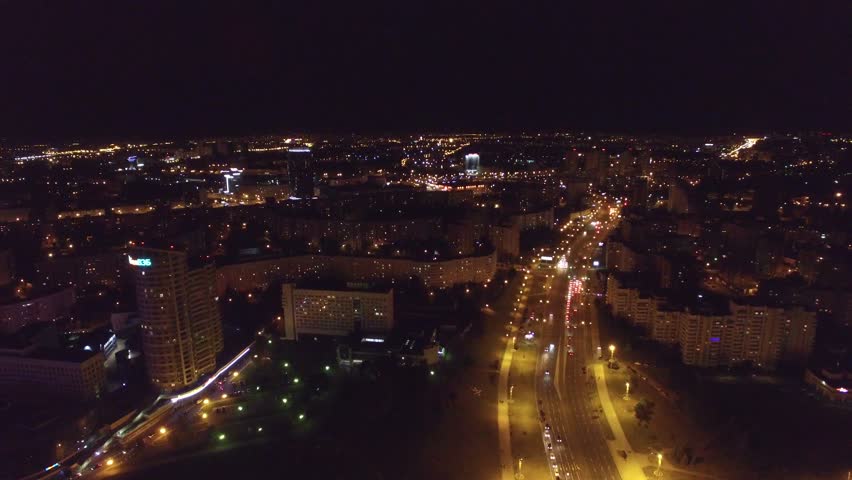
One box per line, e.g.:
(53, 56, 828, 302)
(281, 284, 394, 339)
(287, 147, 314, 198)
(216, 251, 497, 294)
(0, 348, 105, 399)
(129, 248, 224, 392)
(464, 153, 480, 176)
(0, 288, 76, 334)
(606, 274, 817, 369)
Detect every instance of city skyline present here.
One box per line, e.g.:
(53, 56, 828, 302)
(0, 2, 849, 479)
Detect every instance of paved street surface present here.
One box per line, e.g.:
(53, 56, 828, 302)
(503, 199, 636, 480)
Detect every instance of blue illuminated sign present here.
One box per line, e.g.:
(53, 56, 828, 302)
(128, 256, 152, 267)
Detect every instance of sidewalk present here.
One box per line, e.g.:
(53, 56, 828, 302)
(497, 331, 516, 480)
(594, 363, 649, 480)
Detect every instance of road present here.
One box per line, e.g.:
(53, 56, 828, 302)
(532, 200, 624, 480)
(51, 344, 258, 480)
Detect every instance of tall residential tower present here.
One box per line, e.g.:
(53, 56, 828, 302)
(128, 247, 223, 391)
(287, 147, 315, 198)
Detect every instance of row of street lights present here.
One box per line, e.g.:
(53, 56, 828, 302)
(608, 343, 665, 476)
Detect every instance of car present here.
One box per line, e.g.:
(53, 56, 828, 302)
(544, 370, 551, 376)
(557, 435, 563, 443)
(550, 453, 556, 461)
(545, 423, 551, 431)
(547, 442, 552, 450)
(552, 463, 559, 473)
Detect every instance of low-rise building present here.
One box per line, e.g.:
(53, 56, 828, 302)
(0, 287, 76, 334)
(605, 273, 817, 369)
(0, 344, 105, 399)
(280, 283, 394, 339)
(217, 251, 497, 293)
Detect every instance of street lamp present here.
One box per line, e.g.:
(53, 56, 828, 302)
(608, 344, 616, 364)
(655, 452, 663, 477)
(624, 382, 630, 400)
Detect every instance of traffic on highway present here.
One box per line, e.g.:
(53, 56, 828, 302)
(524, 197, 623, 480)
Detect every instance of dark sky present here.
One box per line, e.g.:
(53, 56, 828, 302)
(1, 0, 850, 141)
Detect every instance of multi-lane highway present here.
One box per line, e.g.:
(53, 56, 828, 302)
(529, 200, 622, 480)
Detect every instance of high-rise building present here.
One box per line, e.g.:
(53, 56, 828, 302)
(287, 147, 315, 198)
(128, 247, 223, 392)
(464, 153, 480, 176)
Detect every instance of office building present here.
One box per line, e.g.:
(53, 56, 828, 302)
(464, 153, 480, 176)
(280, 283, 394, 340)
(129, 247, 223, 392)
(287, 147, 315, 198)
(0, 337, 105, 400)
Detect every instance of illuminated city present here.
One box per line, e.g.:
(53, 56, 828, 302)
(0, 2, 849, 480)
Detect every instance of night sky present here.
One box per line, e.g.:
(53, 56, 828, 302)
(1, 0, 850, 141)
